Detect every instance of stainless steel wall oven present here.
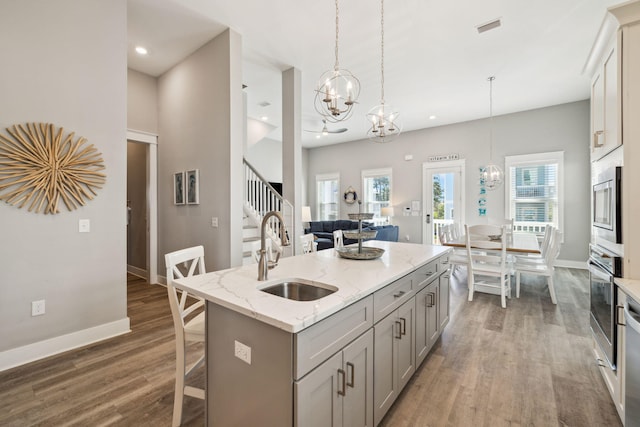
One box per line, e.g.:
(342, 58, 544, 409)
(589, 244, 623, 370)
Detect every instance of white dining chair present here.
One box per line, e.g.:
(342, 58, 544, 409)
(489, 218, 514, 235)
(300, 233, 317, 254)
(333, 229, 344, 249)
(513, 226, 556, 268)
(439, 224, 467, 275)
(514, 229, 561, 304)
(165, 246, 206, 427)
(465, 224, 511, 308)
(437, 224, 448, 245)
(450, 222, 462, 240)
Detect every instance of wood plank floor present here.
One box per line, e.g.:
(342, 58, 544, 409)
(0, 268, 621, 426)
(380, 267, 621, 427)
(0, 275, 205, 426)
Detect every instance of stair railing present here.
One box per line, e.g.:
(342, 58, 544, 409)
(244, 159, 295, 257)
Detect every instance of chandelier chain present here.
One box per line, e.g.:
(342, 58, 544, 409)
(380, 0, 385, 103)
(488, 76, 495, 161)
(334, 0, 339, 70)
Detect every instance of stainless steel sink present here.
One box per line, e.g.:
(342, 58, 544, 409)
(260, 279, 337, 301)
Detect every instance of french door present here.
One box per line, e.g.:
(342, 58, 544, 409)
(422, 160, 465, 244)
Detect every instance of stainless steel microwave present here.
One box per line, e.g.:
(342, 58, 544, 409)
(593, 166, 622, 245)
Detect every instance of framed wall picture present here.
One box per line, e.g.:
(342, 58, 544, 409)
(173, 172, 185, 205)
(187, 169, 200, 205)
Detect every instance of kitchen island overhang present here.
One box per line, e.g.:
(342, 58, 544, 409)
(173, 240, 451, 333)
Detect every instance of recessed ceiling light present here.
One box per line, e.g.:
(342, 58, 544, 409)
(261, 116, 268, 121)
(316, 135, 321, 139)
(429, 115, 437, 120)
(135, 46, 148, 55)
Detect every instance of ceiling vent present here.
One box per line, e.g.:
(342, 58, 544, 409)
(476, 18, 501, 34)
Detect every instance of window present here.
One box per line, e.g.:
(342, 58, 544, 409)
(316, 173, 339, 220)
(505, 151, 564, 236)
(362, 168, 392, 224)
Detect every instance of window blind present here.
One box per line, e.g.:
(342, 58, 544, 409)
(509, 163, 558, 230)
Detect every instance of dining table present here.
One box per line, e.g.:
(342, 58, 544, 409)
(442, 231, 541, 254)
(442, 231, 540, 299)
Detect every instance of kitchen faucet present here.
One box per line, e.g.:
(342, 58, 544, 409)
(258, 210, 290, 281)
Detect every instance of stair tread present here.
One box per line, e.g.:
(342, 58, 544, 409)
(243, 236, 260, 243)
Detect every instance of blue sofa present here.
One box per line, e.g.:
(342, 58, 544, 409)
(305, 220, 399, 250)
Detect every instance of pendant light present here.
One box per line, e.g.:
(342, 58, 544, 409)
(366, 0, 401, 143)
(314, 0, 361, 123)
(482, 76, 503, 190)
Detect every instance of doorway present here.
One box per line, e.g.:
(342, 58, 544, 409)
(422, 160, 465, 244)
(126, 130, 158, 284)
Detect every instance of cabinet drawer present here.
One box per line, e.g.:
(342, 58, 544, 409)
(413, 260, 438, 291)
(294, 295, 373, 380)
(373, 274, 414, 323)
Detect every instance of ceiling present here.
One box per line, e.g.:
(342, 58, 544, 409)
(127, 0, 622, 148)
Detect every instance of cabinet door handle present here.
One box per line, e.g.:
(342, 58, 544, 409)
(593, 130, 604, 148)
(346, 362, 355, 388)
(400, 317, 406, 336)
(395, 320, 402, 339)
(426, 292, 435, 307)
(337, 368, 346, 396)
(616, 305, 626, 326)
(393, 290, 406, 299)
(425, 270, 434, 277)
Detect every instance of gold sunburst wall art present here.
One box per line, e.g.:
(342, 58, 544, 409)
(0, 123, 106, 214)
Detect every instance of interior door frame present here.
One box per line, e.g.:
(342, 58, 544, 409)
(421, 159, 466, 244)
(127, 129, 158, 284)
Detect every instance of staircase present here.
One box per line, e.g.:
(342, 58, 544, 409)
(242, 217, 260, 266)
(242, 159, 296, 265)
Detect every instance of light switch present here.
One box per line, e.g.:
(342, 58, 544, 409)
(79, 219, 90, 233)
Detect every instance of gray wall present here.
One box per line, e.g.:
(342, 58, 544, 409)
(307, 101, 591, 262)
(246, 138, 283, 182)
(127, 69, 158, 134)
(157, 29, 244, 272)
(0, 0, 128, 353)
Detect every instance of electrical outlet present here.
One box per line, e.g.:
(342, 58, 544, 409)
(211, 217, 218, 228)
(234, 340, 251, 364)
(32, 300, 45, 316)
(78, 219, 90, 233)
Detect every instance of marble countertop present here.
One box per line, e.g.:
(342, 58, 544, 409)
(615, 277, 640, 303)
(173, 241, 451, 333)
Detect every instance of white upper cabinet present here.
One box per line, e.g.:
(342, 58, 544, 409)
(587, 18, 619, 162)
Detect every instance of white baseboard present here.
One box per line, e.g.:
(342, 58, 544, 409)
(127, 264, 147, 279)
(555, 259, 588, 269)
(0, 317, 130, 372)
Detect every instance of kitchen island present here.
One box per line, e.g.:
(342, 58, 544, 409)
(173, 240, 451, 426)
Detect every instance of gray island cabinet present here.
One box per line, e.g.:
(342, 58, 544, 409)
(173, 241, 451, 426)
